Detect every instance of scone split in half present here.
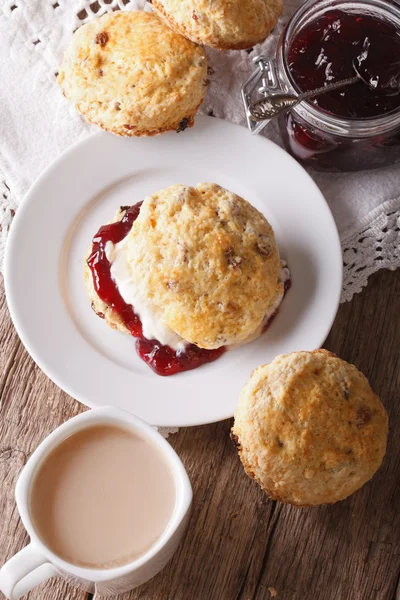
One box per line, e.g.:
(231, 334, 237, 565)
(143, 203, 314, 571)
(232, 350, 388, 506)
(58, 11, 208, 137)
(85, 183, 290, 375)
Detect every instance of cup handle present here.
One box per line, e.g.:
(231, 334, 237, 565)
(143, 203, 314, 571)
(0, 543, 58, 600)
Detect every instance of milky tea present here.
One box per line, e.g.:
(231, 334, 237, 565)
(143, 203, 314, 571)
(29, 424, 176, 569)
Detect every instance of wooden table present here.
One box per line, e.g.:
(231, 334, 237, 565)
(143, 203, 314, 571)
(0, 269, 399, 600)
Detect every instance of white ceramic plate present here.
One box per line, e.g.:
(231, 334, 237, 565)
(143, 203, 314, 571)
(5, 116, 342, 427)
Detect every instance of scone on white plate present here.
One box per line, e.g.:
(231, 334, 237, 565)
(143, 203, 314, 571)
(58, 11, 208, 137)
(85, 183, 290, 375)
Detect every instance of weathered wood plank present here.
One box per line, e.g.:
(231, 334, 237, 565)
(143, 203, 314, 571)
(0, 268, 399, 600)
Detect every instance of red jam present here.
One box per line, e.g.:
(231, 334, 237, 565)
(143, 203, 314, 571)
(136, 339, 225, 377)
(288, 9, 400, 119)
(87, 203, 144, 339)
(87, 203, 225, 376)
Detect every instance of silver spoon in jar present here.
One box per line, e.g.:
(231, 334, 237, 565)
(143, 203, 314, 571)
(248, 59, 371, 121)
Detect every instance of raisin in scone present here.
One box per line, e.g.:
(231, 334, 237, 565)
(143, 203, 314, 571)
(232, 350, 388, 506)
(153, 0, 283, 50)
(58, 11, 208, 136)
(85, 183, 287, 351)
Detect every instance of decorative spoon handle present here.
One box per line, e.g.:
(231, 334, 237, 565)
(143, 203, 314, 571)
(298, 75, 359, 101)
(249, 75, 360, 121)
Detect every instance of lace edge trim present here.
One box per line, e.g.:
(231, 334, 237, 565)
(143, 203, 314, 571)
(340, 202, 400, 302)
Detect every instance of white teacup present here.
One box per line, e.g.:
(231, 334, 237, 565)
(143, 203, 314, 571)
(0, 407, 192, 599)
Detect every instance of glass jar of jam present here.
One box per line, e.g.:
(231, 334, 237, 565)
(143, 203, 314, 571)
(243, 0, 400, 172)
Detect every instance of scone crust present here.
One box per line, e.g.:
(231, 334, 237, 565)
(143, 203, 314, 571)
(58, 11, 208, 136)
(232, 350, 388, 506)
(153, 0, 282, 50)
(122, 183, 281, 349)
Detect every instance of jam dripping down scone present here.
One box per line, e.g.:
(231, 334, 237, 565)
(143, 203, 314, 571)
(85, 183, 290, 375)
(152, 0, 283, 50)
(57, 11, 208, 137)
(232, 350, 388, 506)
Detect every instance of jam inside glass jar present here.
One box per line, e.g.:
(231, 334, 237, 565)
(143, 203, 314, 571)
(275, 0, 400, 171)
(288, 9, 400, 119)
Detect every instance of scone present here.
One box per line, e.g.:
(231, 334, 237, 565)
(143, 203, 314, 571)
(85, 184, 289, 374)
(57, 11, 208, 136)
(232, 350, 388, 506)
(152, 0, 283, 50)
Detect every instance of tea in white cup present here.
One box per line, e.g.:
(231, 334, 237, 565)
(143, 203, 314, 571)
(0, 407, 192, 599)
(30, 423, 176, 569)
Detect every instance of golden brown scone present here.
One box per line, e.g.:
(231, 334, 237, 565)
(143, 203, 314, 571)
(57, 11, 208, 136)
(232, 350, 388, 506)
(123, 183, 282, 349)
(152, 0, 282, 50)
(84, 208, 130, 334)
